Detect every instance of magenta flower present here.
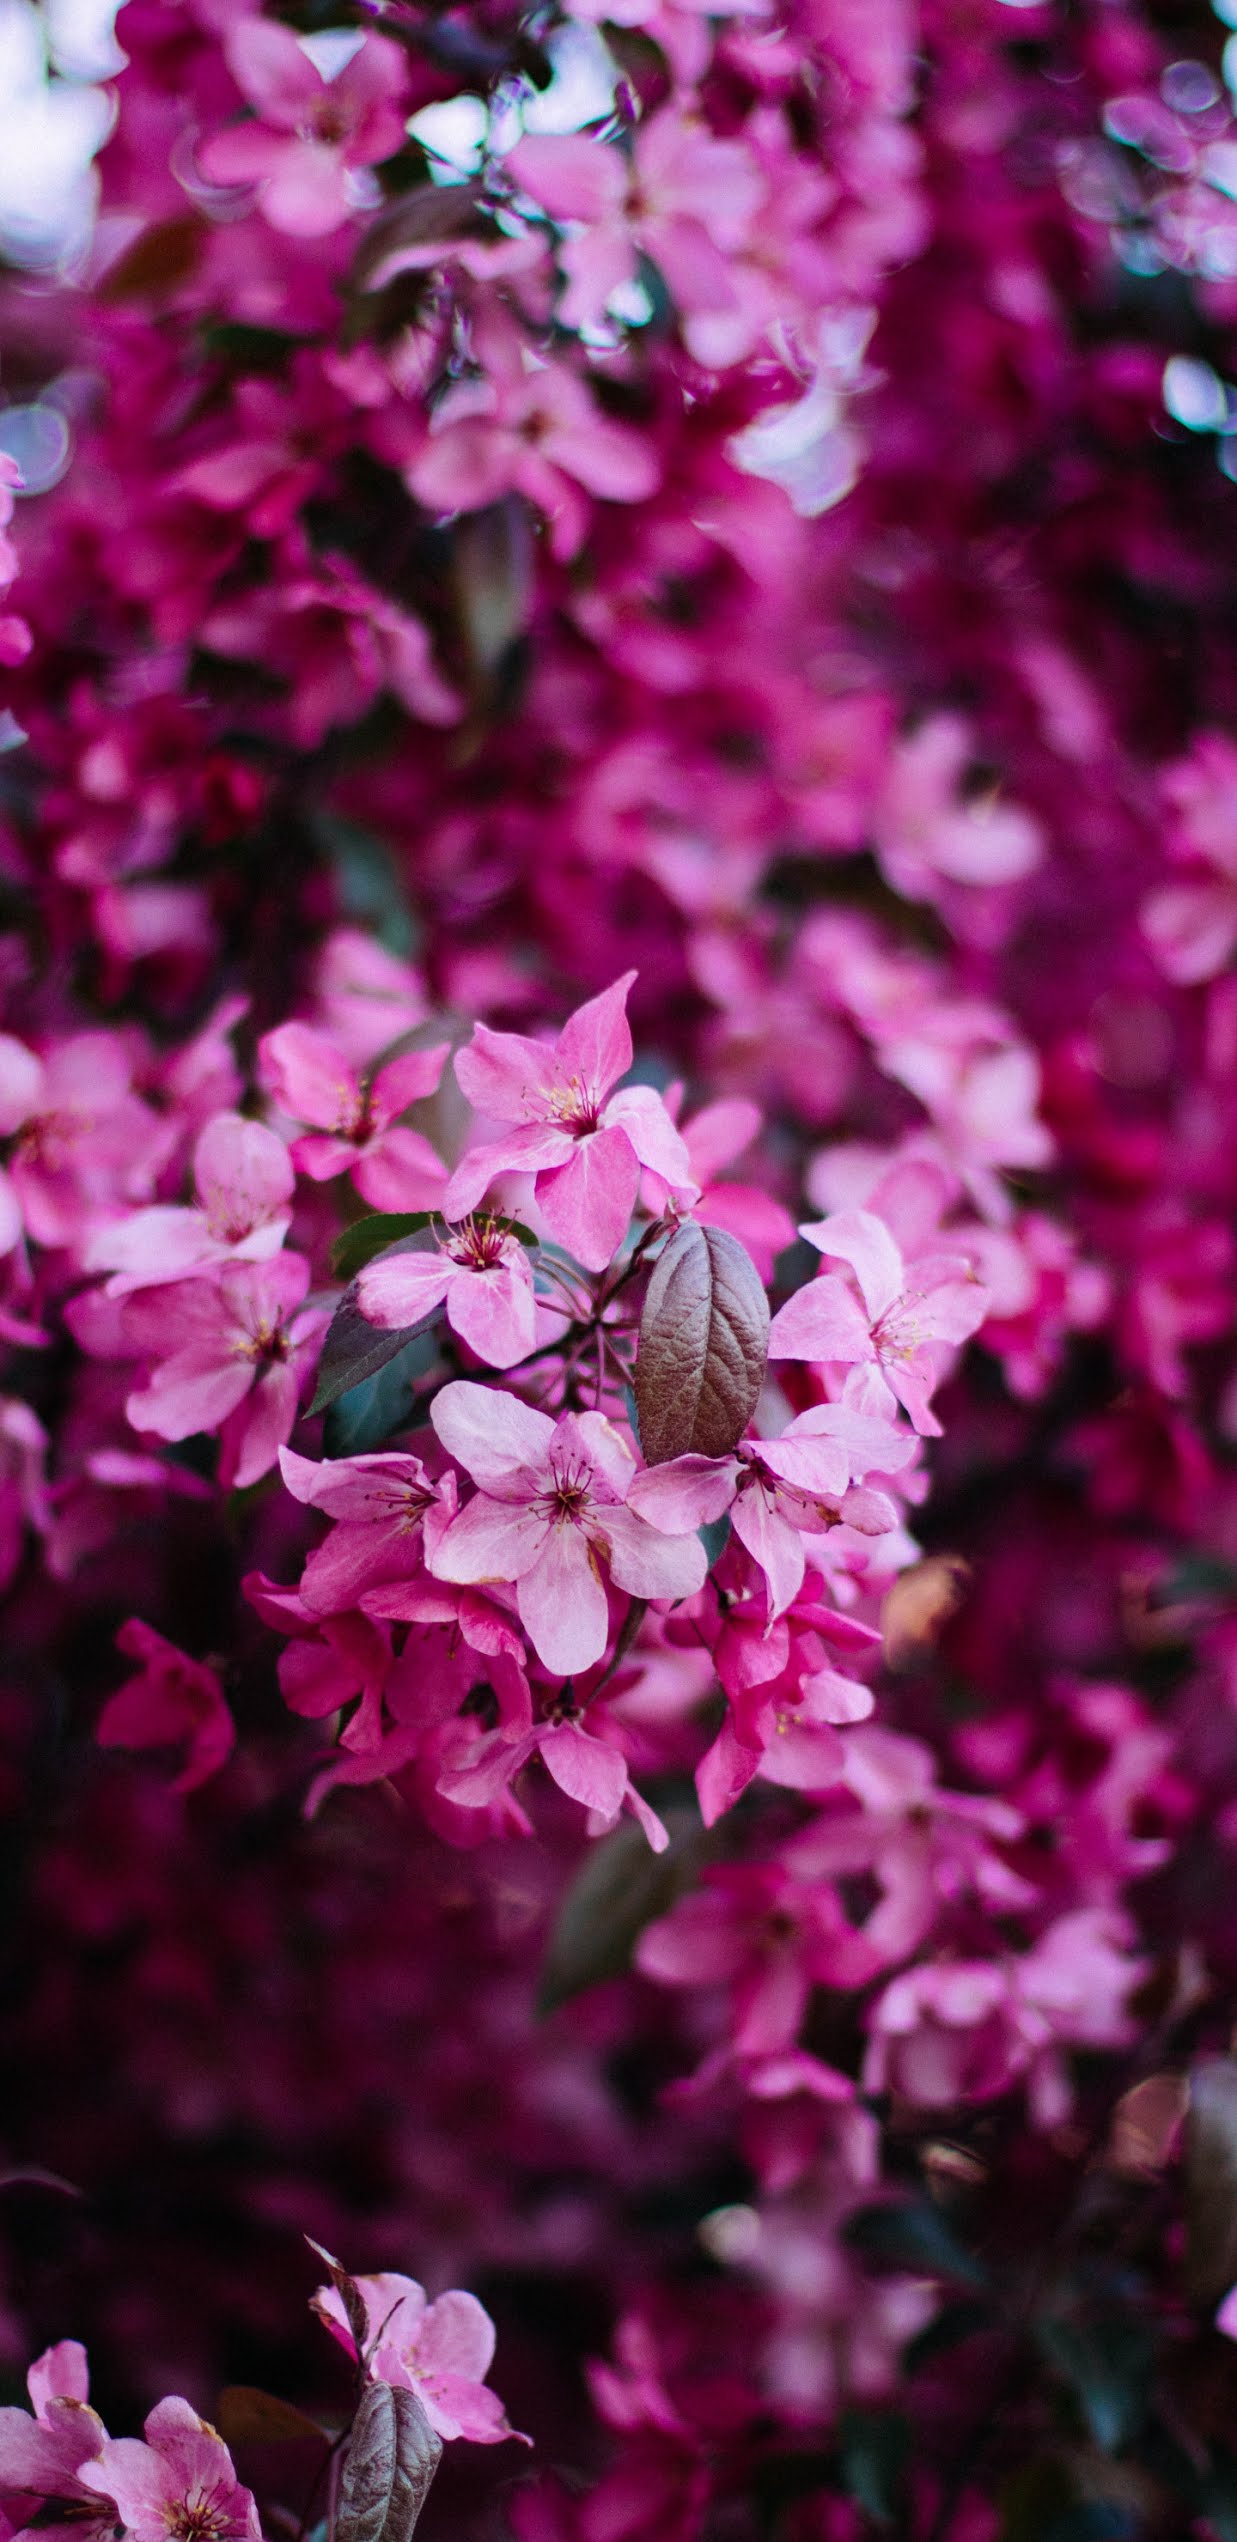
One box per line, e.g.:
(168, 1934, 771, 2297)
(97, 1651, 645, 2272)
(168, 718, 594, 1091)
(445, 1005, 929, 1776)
(428, 1381, 707, 1677)
(197, 22, 408, 239)
(86, 1111, 294, 1296)
(124, 1255, 329, 1489)
(445, 975, 694, 1273)
(259, 1022, 449, 1211)
(94, 1620, 234, 1793)
(313, 2269, 527, 2446)
(79, 2398, 260, 2542)
(768, 1207, 989, 1436)
(357, 1217, 537, 1370)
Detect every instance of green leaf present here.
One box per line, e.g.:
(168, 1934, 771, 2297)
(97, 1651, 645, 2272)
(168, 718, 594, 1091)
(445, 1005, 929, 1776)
(902, 2297, 990, 2371)
(538, 1811, 710, 2014)
(843, 2200, 990, 2289)
(698, 1513, 732, 1568)
(311, 1232, 443, 1417)
(310, 812, 418, 959)
(836, 2408, 908, 2525)
(330, 1215, 435, 1282)
(999, 2460, 1134, 2542)
(322, 1333, 439, 1458)
(1035, 2316, 1153, 2453)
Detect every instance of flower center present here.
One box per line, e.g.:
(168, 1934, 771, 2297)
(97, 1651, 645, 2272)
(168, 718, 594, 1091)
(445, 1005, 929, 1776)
(542, 1076, 601, 1136)
(541, 1450, 592, 1526)
(447, 1214, 508, 1271)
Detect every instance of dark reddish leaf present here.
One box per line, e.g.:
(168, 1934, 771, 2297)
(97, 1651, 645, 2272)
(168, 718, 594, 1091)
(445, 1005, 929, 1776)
(305, 2237, 370, 2359)
(1185, 2057, 1237, 2305)
(98, 215, 202, 301)
(634, 1222, 769, 1466)
(336, 2382, 442, 2542)
(351, 186, 489, 296)
(217, 2388, 328, 2448)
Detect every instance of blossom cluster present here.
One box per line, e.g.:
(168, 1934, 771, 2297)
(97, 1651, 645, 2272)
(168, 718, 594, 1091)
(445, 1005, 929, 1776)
(3, 0, 1237, 2536)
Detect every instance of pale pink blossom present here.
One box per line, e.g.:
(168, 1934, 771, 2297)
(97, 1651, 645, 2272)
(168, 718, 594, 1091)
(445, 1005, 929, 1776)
(278, 1446, 447, 1612)
(357, 1219, 537, 1369)
(768, 1207, 989, 1435)
(871, 716, 1043, 902)
(445, 974, 694, 1272)
(259, 1022, 449, 1210)
(79, 2399, 260, 2542)
(641, 1094, 795, 1281)
(628, 1401, 913, 1619)
(428, 1380, 707, 1676)
(86, 1111, 294, 1296)
(124, 1256, 328, 1488)
(0, 2343, 112, 2542)
(506, 114, 764, 333)
(406, 358, 660, 563)
(198, 24, 408, 239)
(434, 1703, 669, 1852)
(1143, 732, 1237, 983)
(0, 1032, 167, 1252)
(313, 2269, 526, 2445)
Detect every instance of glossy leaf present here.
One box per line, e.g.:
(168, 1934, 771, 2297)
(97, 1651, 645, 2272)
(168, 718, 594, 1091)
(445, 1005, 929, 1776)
(310, 1237, 442, 1417)
(538, 1810, 709, 2013)
(337, 2382, 442, 2542)
(634, 1222, 769, 1466)
(330, 1216, 435, 1283)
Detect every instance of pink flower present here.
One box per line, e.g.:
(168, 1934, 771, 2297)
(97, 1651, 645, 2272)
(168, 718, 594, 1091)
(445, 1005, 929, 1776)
(445, 975, 694, 1273)
(79, 2398, 260, 2542)
(357, 1218, 537, 1369)
(95, 1620, 234, 1793)
(0, 2342, 113, 2542)
(768, 1207, 989, 1436)
(628, 1401, 913, 1620)
(428, 1381, 707, 1676)
(0, 1032, 167, 1253)
(313, 2269, 526, 2446)
(506, 114, 764, 333)
(637, 1861, 881, 2056)
(198, 23, 408, 239)
(641, 1095, 795, 1283)
(871, 716, 1043, 902)
(406, 358, 660, 564)
(86, 1111, 294, 1296)
(1143, 733, 1237, 983)
(259, 1022, 449, 1210)
(124, 1256, 328, 1488)
(278, 1446, 446, 1612)
(434, 1702, 669, 1852)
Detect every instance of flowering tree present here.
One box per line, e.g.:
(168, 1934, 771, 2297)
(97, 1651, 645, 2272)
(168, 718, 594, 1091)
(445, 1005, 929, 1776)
(5, 0, 1237, 2536)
